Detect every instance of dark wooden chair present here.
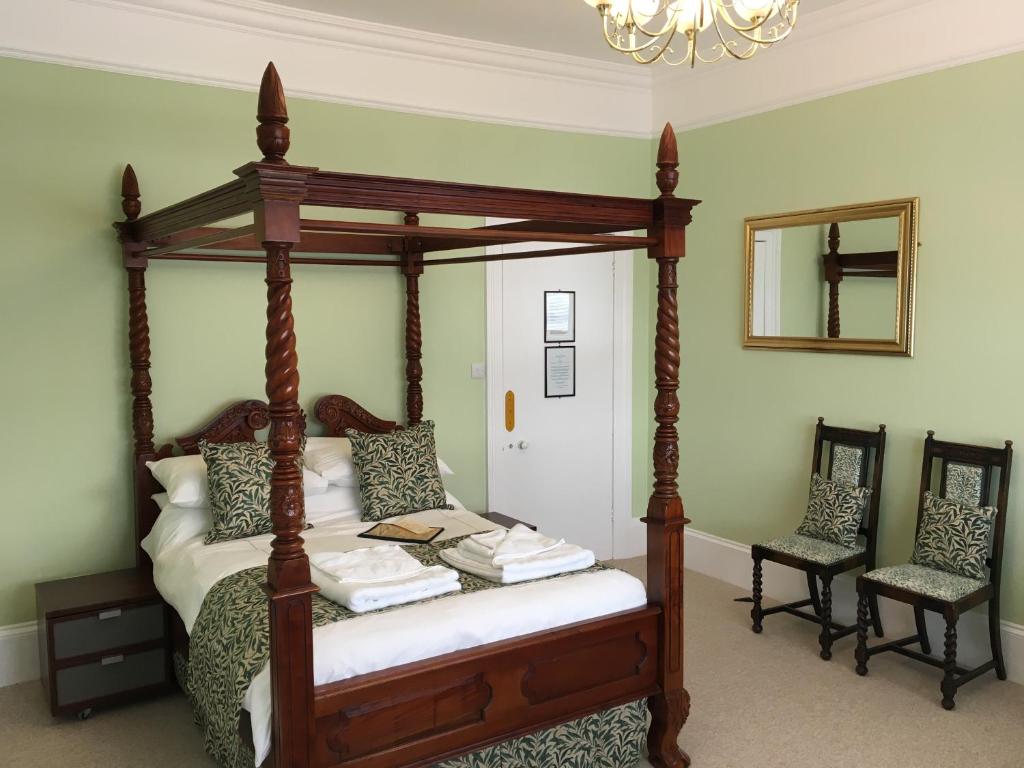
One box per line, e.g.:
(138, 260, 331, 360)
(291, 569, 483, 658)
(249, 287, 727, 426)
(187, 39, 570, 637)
(855, 432, 1013, 710)
(749, 418, 887, 660)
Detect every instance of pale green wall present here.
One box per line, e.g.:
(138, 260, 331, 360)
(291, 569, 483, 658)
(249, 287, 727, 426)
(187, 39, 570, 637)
(831, 217, 899, 339)
(0, 57, 653, 626)
(675, 52, 1024, 623)
(779, 224, 824, 337)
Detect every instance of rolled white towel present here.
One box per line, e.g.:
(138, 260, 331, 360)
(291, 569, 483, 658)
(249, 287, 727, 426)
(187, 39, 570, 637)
(312, 563, 460, 613)
(458, 524, 565, 566)
(440, 543, 595, 584)
(310, 546, 426, 584)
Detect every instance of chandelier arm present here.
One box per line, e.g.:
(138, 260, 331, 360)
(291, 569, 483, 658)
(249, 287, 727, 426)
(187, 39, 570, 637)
(601, 16, 667, 54)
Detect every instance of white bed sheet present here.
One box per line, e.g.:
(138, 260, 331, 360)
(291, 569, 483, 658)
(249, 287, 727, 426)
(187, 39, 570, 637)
(151, 500, 647, 766)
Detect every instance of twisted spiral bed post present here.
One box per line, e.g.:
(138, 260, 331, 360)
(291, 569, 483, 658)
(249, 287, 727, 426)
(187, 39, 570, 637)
(403, 212, 425, 425)
(120, 164, 158, 569)
(646, 123, 695, 768)
(255, 61, 317, 768)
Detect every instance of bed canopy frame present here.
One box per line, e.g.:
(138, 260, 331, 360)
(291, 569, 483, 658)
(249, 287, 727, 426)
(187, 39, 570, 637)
(115, 63, 699, 768)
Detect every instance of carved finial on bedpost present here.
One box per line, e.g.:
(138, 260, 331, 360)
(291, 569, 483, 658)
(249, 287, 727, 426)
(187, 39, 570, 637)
(257, 62, 290, 164)
(656, 123, 679, 198)
(121, 164, 141, 221)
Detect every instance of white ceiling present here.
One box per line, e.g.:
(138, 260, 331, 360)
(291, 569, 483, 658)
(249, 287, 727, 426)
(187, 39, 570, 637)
(268, 0, 850, 64)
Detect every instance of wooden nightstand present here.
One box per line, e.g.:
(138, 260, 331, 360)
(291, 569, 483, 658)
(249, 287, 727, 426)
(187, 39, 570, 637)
(35, 568, 172, 719)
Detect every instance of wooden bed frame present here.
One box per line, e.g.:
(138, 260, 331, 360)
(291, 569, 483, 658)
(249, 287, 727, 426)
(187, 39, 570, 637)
(115, 62, 699, 768)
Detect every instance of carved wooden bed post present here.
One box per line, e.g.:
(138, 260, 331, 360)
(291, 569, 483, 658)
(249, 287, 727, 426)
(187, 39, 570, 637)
(645, 123, 693, 768)
(824, 222, 842, 338)
(252, 62, 317, 768)
(120, 164, 157, 570)
(402, 212, 424, 425)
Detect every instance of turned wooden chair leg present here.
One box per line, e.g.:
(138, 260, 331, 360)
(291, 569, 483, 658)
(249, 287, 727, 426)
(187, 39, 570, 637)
(806, 571, 822, 617)
(914, 607, 931, 655)
(855, 590, 870, 676)
(818, 574, 834, 660)
(990, 603, 1007, 681)
(941, 611, 958, 710)
(751, 555, 764, 634)
(868, 592, 884, 638)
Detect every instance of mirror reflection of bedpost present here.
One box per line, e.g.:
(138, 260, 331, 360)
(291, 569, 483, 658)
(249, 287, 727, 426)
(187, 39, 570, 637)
(402, 212, 424, 425)
(743, 198, 918, 355)
(824, 222, 843, 338)
(119, 164, 157, 572)
(646, 122, 696, 768)
(253, 62, 317, 768)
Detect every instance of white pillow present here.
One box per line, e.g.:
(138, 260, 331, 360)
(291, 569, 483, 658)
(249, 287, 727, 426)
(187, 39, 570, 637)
(146, 454, 207, 508)
(303, 436, 455, 487)
(304, 485, 363, 524)
(147, 453, 328, 505)
(152, 492, 171, 511)
(140, 505, 213, 560)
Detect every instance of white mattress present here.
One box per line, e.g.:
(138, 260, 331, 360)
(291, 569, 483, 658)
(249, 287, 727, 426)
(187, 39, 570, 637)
(151, 502, 647, 766)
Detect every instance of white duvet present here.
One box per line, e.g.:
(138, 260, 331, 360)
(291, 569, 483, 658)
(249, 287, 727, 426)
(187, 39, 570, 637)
(150, 502, 647, 766)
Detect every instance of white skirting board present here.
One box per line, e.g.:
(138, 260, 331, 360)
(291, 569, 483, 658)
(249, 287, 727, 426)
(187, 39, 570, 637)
(0, 621, 39, 688)
(3, 529, 1022, 688)
(684, 527, 1024, 685)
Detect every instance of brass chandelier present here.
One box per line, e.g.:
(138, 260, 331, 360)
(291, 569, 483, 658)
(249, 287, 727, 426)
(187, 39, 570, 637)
(583, 0, 799, 66)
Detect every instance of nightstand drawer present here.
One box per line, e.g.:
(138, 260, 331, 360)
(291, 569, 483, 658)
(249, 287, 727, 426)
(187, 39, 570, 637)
(52, 602, 165, 660)
(55, 648, 167, 708)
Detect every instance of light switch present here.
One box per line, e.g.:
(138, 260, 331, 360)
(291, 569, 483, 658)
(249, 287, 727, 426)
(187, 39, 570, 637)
(471, 362, 486, 379)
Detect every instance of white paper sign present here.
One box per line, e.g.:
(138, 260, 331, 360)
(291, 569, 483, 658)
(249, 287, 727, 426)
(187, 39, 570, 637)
(545, 346, 575, 398)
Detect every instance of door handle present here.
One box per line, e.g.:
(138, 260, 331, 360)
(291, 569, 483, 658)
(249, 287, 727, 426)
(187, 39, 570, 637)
(517, 440, 529, 450)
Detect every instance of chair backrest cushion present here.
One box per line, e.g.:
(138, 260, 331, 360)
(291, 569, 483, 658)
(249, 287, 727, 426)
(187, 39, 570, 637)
(911, 491, 997, 580)
(943, 461, 986, 507)
(830, 443, 866, 488)
(796, 473, 872, 549)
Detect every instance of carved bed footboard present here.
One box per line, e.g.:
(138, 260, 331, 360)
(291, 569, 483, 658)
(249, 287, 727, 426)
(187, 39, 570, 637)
(308, 607, 659, 768)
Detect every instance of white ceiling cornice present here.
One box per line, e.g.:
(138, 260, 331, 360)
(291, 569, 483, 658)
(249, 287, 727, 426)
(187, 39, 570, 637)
(654, 0, 1024, 132)
(2, 0, 1022, 140)
(0, 0, 653, 138)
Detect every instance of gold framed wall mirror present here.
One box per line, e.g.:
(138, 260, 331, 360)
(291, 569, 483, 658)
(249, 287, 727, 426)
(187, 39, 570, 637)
(743, 198, 919, 356)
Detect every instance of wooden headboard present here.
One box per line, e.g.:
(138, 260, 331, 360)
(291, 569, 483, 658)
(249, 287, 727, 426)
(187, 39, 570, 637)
(138, 399, 276, 560)
(315, 395, 398, 436)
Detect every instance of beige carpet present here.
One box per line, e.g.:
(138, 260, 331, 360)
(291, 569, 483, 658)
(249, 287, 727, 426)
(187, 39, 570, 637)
(3, 564, 1023, 768)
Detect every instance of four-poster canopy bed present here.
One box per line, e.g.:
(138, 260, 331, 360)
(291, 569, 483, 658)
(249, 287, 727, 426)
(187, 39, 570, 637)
(114, 62, 699, 768)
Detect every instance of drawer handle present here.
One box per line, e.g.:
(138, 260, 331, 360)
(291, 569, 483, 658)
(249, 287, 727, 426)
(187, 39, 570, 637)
(98, 608, 122, 621)
(101, 654, 124, 666)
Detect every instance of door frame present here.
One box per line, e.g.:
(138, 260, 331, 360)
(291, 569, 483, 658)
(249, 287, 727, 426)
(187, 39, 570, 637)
(484, 219, 644, 559)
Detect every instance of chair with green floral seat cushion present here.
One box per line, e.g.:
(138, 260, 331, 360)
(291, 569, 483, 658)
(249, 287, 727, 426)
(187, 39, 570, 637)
(749, 418, 887, 661)
(855, 431, 1012, 711)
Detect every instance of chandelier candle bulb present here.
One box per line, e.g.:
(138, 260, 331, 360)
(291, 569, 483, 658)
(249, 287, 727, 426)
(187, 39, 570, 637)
(584, 0, 798, 66)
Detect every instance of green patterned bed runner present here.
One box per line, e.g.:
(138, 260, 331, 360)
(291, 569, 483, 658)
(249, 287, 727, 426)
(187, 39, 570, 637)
(435, 698, 647, 768)
(186, 537, 611, 768)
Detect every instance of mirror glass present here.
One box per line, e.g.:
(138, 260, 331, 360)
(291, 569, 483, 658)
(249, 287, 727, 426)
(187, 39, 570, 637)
(744, 199, 918, 356)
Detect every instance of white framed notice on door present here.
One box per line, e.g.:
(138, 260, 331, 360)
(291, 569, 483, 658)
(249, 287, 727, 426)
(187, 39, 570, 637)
(544, 346, 575, 398)
(544, 290, 575, 343)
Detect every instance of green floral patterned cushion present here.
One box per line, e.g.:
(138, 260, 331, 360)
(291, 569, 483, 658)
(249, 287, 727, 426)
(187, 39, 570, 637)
(794, 473, 871, 548)
(761, 533, 865, 566)
(864, 564, 986, 602)
(201, 440, 303, 545)
(911, 491, 996, 580)
(830, 444, 865, 488)
(346, 421, 448, 522)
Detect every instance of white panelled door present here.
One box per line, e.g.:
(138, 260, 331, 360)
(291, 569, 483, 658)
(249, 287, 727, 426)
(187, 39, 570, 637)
(486, 240, 622, 560)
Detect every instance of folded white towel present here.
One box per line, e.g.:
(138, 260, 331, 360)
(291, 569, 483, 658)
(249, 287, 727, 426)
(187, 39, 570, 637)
(311, 563, 460, 613)
(458, 524, 564, 566)
(440, 543, 595, 584)
(310, 546, 426, 584)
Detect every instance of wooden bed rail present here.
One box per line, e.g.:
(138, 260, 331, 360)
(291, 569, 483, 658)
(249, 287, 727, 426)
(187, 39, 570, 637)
(116, 60, 699, 768)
